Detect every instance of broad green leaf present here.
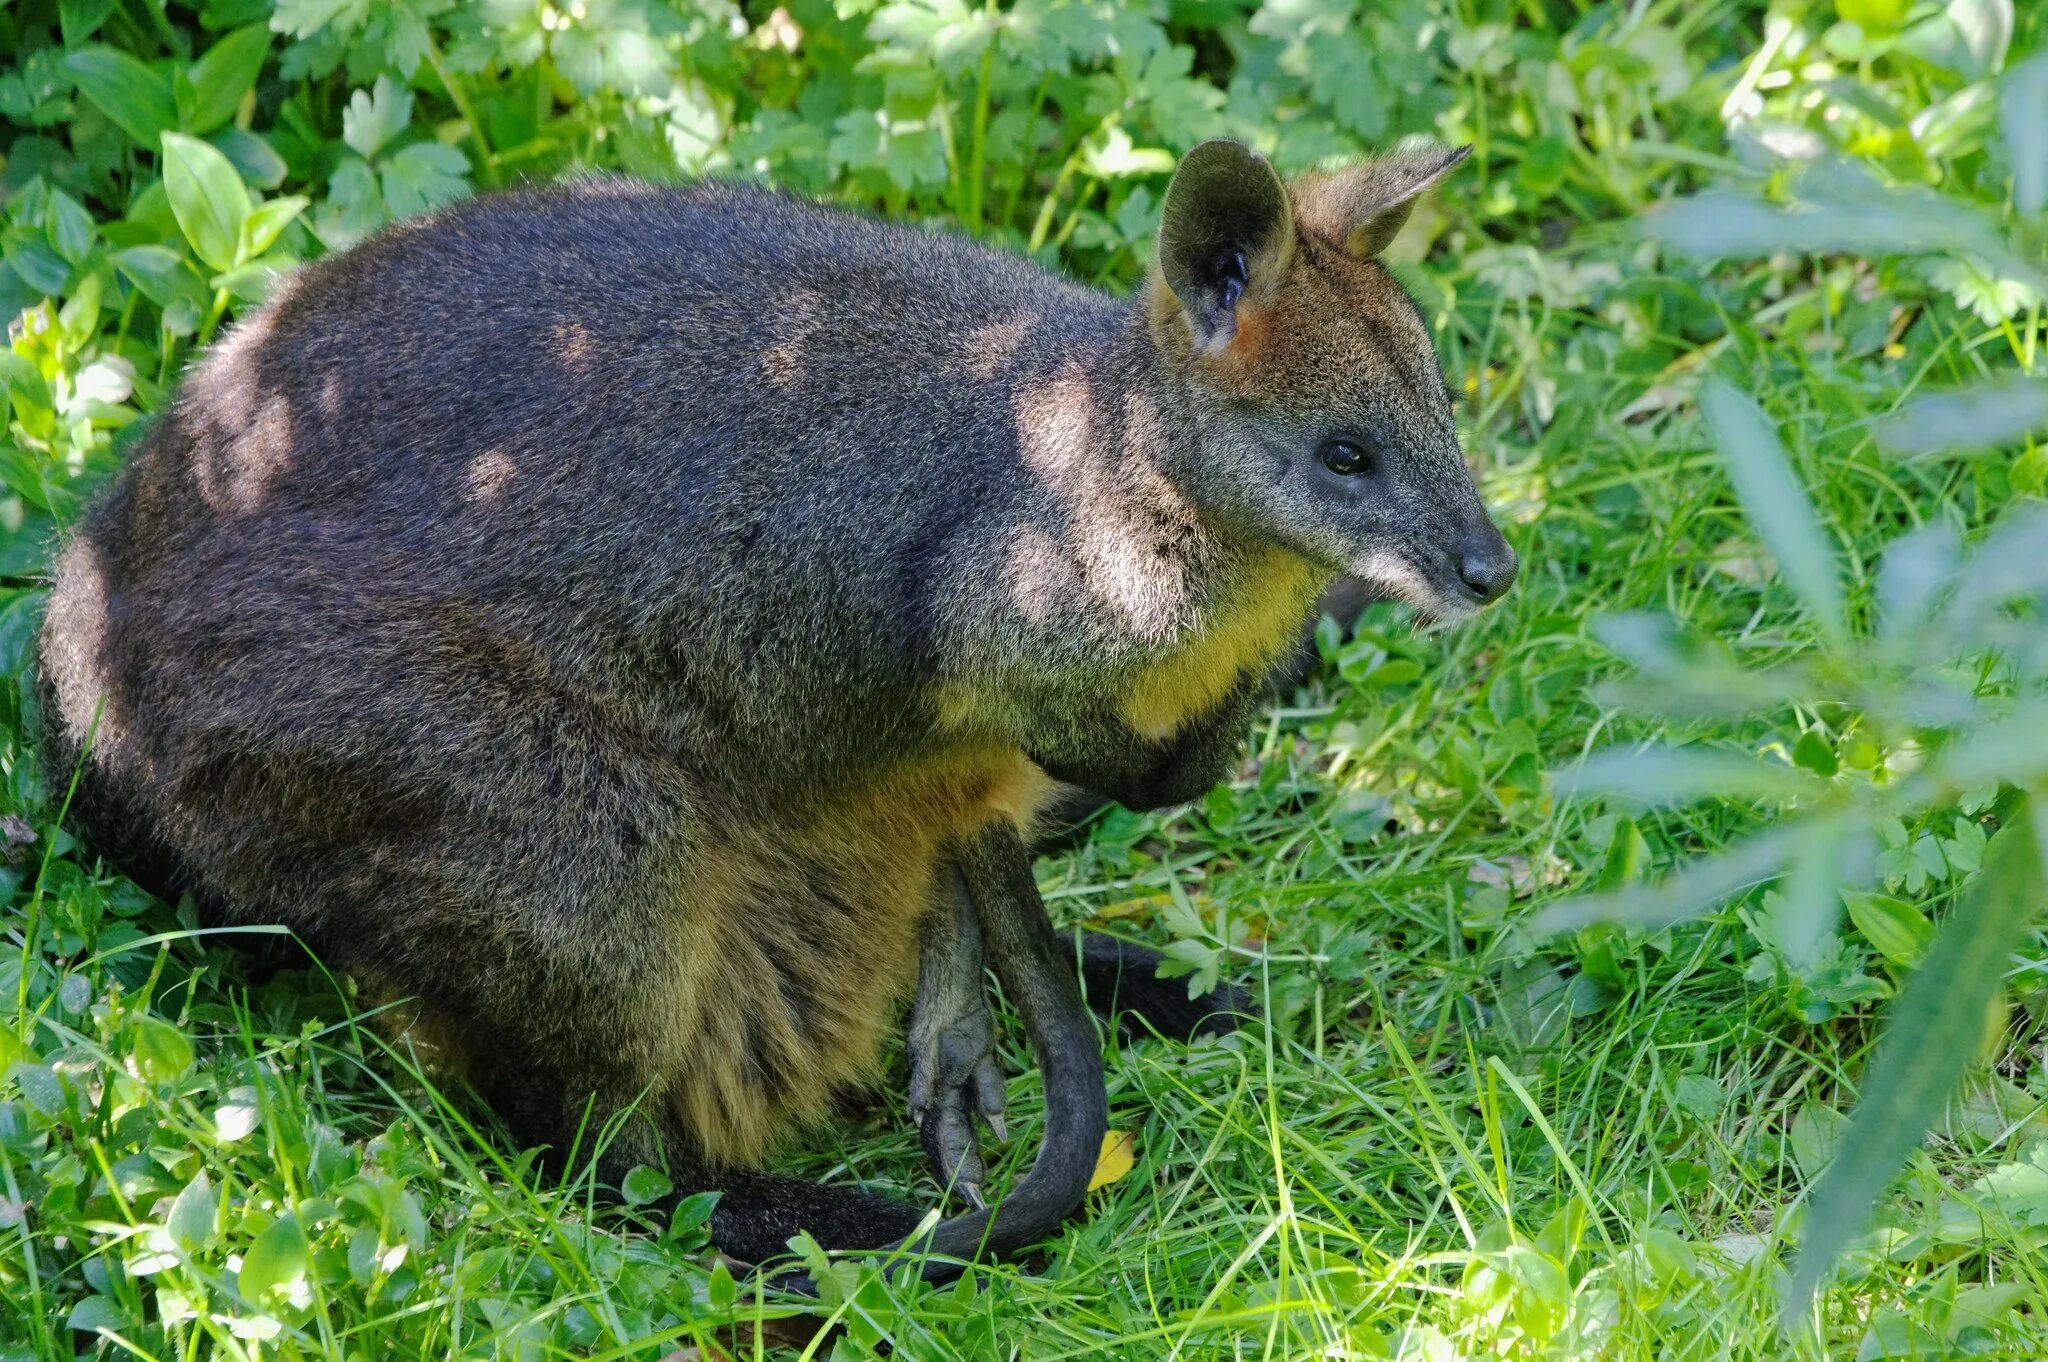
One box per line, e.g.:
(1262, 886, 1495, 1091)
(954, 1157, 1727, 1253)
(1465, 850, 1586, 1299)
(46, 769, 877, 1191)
(65, 1295, 128, 1334)
(1699, 379, 1846, 641)
(58, 0, 118, 48)
(239, 195, 309, 259)
(210, 126, 289, 190)
(618, 1164, 672, 1206)
(57, 273, 102, 345)
(131, 1016, 194, 1080)
(177, 24, 272, 135)
(1843, 892, 1934, 966)
(46, 190, 96, 266)
(168, 1170, 217, 1250)
(65, 47, 178, 148)
(113, 244, 209, 312)
(1792, 730, 1838, 777)
(212, 253, 296, 305)
(1787, 802, 2045, 1317)
(238, 1212, 311, 1310)
(0, 352, 53, 416)
(707, 1256, 737, 1308)
(162, 131, 253, 273)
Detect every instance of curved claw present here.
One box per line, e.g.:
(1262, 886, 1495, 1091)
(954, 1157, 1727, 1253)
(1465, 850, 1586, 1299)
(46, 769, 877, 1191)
(912, 1036, 1008, 1208)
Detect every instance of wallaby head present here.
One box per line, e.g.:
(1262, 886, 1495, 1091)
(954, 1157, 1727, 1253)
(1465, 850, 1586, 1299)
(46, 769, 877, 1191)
(1146, 138, 1515, 620)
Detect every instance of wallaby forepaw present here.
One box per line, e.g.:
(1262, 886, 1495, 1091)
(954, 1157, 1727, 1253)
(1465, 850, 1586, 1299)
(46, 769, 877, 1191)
(907, 993, 1007, 1209)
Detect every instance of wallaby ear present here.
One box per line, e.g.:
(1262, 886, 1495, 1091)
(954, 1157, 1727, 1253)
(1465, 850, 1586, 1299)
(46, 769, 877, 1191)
(1291, 141, 1471, 260)
(1155, 140, 1293, 354)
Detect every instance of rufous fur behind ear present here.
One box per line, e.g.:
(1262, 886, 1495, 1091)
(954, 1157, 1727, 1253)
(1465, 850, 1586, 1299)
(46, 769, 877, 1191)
(1290, 141, 1471, 260)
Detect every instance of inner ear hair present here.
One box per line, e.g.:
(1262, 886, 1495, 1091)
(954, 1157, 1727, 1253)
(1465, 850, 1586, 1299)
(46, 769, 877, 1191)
(1155, 139, 1293, 352)
(1291, 140, 1472, 261)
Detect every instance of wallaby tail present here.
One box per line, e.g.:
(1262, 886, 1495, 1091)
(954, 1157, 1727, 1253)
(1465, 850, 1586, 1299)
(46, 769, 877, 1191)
(895, 825, 1107, 1275)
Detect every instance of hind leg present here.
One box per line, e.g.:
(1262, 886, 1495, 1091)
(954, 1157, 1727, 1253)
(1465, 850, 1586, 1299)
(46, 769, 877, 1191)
(907, 870, 1007, 1209)
(1078, 933, 1253, 1040)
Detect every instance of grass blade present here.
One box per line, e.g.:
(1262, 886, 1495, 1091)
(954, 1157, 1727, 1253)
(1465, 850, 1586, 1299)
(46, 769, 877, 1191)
(1699, 379, 1846, 643)
(1785, 797, 2046, 1322)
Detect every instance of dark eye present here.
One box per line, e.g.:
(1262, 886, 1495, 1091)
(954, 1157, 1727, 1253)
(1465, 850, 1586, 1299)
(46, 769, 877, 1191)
(1320, 438, 1373, 477)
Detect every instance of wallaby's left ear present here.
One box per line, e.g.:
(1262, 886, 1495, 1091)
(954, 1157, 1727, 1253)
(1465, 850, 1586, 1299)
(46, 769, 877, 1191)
(1155, 139, 1293, 355)
(1292, 141, 1471, 260)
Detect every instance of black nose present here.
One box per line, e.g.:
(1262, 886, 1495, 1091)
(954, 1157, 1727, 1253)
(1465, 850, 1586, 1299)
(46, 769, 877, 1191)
(1458, 538, 1518, 603)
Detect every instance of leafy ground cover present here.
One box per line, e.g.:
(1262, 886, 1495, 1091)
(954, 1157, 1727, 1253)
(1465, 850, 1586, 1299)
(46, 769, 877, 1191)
(5, 0, 2048, 1357)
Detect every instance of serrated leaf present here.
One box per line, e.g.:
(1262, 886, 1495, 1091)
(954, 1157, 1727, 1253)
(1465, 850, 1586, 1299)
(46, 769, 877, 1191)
(1699, 379, 1845, 640)
(342, 75, 412, 159)
(65, 47, 178, 148)
(1787, 802, 2045, 1317)
(378, 142, 471, 218)
(162, 131, 253, 273)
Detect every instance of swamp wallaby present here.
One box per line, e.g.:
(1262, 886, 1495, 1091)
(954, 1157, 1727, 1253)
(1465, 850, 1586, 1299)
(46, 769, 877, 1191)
(39, 138, 1514, 1276)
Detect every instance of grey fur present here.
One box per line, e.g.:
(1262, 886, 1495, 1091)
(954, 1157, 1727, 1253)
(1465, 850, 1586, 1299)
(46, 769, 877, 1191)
(37, 141, 1511, 1275)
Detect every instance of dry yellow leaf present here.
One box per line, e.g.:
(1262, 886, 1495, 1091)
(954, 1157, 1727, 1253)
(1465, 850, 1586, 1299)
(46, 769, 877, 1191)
(1088, 1129, 1136, 1192)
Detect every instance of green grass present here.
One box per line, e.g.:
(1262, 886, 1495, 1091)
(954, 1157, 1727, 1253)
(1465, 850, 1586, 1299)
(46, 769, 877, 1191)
(7, 0, 2048, 1357)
